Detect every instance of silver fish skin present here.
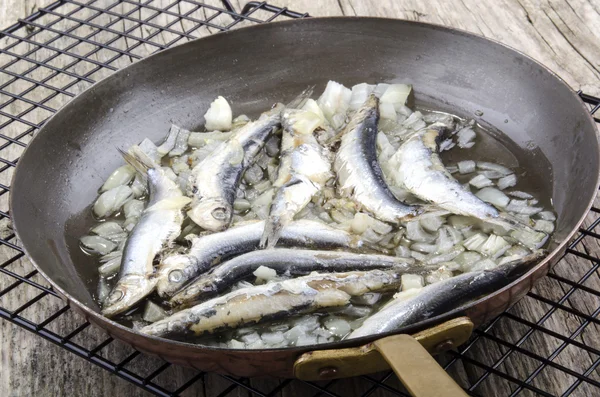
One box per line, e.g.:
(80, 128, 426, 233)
(141, 270, 402, 338)
(155, 220, 365, 298)
(389, 127, 499, 219)
(102, 146, 191, 318)
(170, 249, 418, 307)
(261, 109, 333, 248)
(187, 104, 283, 232)
(348, 251, 545, 339)
(334, 94, 420, 224)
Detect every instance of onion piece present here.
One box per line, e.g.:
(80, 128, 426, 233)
(510, 229, 548, 249)
(188, 131, 232, 148)
(349, 83, 375, 111)
(463, 233, 488, 252)
(508, 190, 533, 199)
(469, 258, 497, 272)
(253, 265, 278, 282)
(455, 251, 483, 271)
(426, 266, 454, 284)
(406, 220, 436, 243)
(401, 111, 426, 131)
(157, 124, 180, 155)
(204, 96, 233, 131)
(373, 83, 390, 98)
(476, 187, 510, 207)
(458, 160, 476, 174)
(93, 185, 134, 218)
(457, 127, 476, 148)
(97, 277, 111, 302)
(169, 126, 190, 157)
(100, 165, 135, 192)
(401, 274, 424, 291)
(380, 84, 413, 111)
(379, 101, 397, 121)
(469, 174, 494, 189)
(142, 301, 167, 323)
(477, 162, 512, 176)
(538, 211, 556, 221)
(506, 199, 542, 215)
(534, 219, 555, 234)
(91, 222, 123, 237)
(130, 174, 147, 198)
(420, 215, 445, 233)
(424, 245, 465, 265)
(138, 138, 161, 163)
(448, 215, 476, 230)
(317, 81, 352, 130)
(497, 174, 517, 190)
(439, 139, 455, 152)
(479, 234, 510, 258)
(80, 235, 117, 255)
(123, 199, 144, 219)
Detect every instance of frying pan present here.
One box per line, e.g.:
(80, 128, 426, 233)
(10, 17, 600, 397)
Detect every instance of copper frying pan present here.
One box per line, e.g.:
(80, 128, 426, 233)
(10, 17, 600, 396)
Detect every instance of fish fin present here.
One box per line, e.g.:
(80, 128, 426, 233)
(286, 86, 315, 109)
(146, 196, 192, 212)
(490, 212, 536, 233)
(259, 216, 284, 249)
(118, 145, 157, 177)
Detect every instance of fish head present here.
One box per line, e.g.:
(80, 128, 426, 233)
(187, 198, 232, 231)
(101, 275, 157, 318)
(156, 254, 196, 298)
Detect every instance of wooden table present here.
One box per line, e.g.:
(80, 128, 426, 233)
(1, 1, 599, 396)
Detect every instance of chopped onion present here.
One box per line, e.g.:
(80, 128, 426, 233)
(169, 126, 190, 157)
(457, 127, 476, 148)
(479, 234, 510, 257)
(469, 258, 497, 272)
(302, 99, 327, 126)
(351, 212, 391, 235)
(506, 199, 542, 215)
(93, 185, 134, 218)
(509, 190, 533, 199)
(510, 229, 548, 249)
(377, 132, 396, 163)
(122, 216, 139, 232)
(317, 81, 352, 130)
(97, 277, 111, 302)
(458, 160, 476, 174)
(232, 114, 250, 131)
(497, 174, 517, 190)
(157, 124, 180, 155)
(80, 235, 117, 255)
(204, 96, 232, 131)
(435, 227, 458, 253)
(130, 174, 147, 198)
(480, 170, 506, 179)
(477, 162, 512, 176)
(379, 101, 397, 121)
(538, 211, 556, 221)
(424, 245, 464, 265)
(406, 220, 436, 243)
(401, 274, 424, 291)
(190, 141, 223, 167)
(188, 131, 232, 148)
(410, 250, 427, 261)
(229, 339, 245, 349)
(446, 165, 458, 174)
(411, 242, 438, 254)
(324, 317, 352, 338)
(395, 245, 412, 258)
(448, 215, 477, 230)
(469, 174, 494, 189)
(243, 164, 264, 185)
(171, 155, 190, 174)
(426, 266, 454, 284)
(420, 215, 445, 233)
(253, 265, 278, 282)
(261, 331, 285, 346)
(142, 301, 167, 323)
(534, 219, 555, 234)
(233, 198, 251, 213)
(401, 111, 426, 131)
(161, 166, 178, 182)
(373, 83, 390, 98)
(138, 138, 161, 163)
(455, 251, 483, 271)
(349, 83, 375, 111)
(100, 165, 135, 192)
(439, 139, 455, 152)
(476, 187, 510, 207)
(463, 233, 488, 252)
(380, 84, 413, 111)
(91, 222, 123, 237)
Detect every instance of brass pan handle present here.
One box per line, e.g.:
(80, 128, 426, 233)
(294, 317, 473, 397)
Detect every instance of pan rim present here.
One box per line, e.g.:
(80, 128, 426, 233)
(10, 16, 600, 354)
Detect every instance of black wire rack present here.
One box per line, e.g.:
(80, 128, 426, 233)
(1, 1, 600, 396)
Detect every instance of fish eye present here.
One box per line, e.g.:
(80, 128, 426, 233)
(211, 207, 228, 220)
(107, 289, 124, 303)
(169, 270, 183, 283)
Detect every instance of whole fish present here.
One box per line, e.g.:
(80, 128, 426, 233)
(260, 109, 333, 248)
(187, 104, 283, 231)
(155, 220, 366, 298)
(187, 89, 312, 232)
(388, 126, 499, 220)
(141, 270, 402, 338)
(348, 251, 545, 339)
(334, 94, 420, 224)
(170, 249, 419, 307)
(102, 146, 191, 318)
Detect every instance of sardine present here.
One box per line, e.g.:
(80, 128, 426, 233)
(187, 104, 283, 231)
(170, 249, 419, 307)
(155, 220, 366, 298)
(102, 146, 191, 317)
(348, 251, 545, 339)
(141, 270, 402, 338)
(334, 95, 420, 223)
(390, 127, 498, 219)
(187, 89, 312, 232)
(261, 109, 333, 248)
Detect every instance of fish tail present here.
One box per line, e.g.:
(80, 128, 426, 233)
(118, 145, 157, 176)
(259, 216, 284, 249)
(286, 86, 315, 109)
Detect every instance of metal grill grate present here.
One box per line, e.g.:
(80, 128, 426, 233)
(0, 1, 599, 396)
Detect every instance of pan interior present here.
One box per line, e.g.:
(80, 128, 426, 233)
(11, 19, 599, 329)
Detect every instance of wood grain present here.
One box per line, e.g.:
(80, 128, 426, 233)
(0, 0, 599, 396)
